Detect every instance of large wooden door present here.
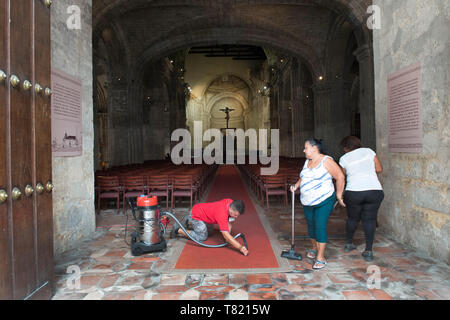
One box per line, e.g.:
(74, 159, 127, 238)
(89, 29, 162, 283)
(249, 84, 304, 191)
(0, 0, 54, 300)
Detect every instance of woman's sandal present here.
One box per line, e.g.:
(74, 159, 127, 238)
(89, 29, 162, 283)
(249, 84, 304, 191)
(313, 260, 327, 270)
(306, 249, 317, 259)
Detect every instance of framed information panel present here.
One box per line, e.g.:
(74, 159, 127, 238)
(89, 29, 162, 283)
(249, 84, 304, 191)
(51, 69, 83, 157)
(387, 63, 423, 153)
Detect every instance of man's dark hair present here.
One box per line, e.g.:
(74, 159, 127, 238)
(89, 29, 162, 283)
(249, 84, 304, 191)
(340, 136, 362, 152)
(231, 200, 245, 214)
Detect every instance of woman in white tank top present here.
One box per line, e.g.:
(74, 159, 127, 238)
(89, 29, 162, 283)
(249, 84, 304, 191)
(291, 139, 346, 269)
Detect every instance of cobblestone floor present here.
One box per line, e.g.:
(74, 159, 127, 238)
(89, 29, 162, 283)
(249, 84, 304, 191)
(52, 207, 450, 300)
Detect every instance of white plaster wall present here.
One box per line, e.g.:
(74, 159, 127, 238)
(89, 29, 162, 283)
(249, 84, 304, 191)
(185, 55, 260, 99)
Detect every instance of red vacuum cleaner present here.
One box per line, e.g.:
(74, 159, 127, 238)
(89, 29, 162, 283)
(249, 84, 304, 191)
(128, 195, 167, 256)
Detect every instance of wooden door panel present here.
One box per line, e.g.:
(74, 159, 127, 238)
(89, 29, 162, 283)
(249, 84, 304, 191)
(34, 0, 53, 293)
(0, 0, 12, 300)
(9, 0, 36, 299)
(0, 0, 54, 301)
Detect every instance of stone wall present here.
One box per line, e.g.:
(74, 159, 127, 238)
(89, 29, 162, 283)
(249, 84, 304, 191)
(373, 0, 450, 263)
(51, 0, 95, 256)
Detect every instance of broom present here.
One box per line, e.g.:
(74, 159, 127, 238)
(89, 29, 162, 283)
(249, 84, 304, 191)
(281, 188, 302, 261)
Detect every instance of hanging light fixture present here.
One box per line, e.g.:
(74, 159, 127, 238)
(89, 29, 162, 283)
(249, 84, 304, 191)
(259, 83, 271, 97)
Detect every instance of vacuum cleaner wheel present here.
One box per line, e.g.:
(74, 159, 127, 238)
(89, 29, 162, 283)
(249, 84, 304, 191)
(132, 246, 143, 256)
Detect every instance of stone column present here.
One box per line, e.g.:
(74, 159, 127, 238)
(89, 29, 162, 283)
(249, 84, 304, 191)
(291, 62, 304, 158)
(313, 82, 332, 146)
(127, 76, 144, 164)
(109, 80, 129, 166)
(278, 77, 292, 158)
(313, 80, 352, 159)
(51, 0, 95, 255)
(354, 44, 376, 150)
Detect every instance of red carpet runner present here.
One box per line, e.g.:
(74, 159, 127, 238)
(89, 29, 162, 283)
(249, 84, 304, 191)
(175, 165, 279, 269)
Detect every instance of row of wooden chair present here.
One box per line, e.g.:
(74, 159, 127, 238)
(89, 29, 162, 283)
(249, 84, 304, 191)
(95, 163, 218, 213)
(237, 159, 306, 208)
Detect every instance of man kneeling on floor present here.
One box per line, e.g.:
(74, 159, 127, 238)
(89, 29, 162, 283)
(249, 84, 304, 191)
(171, 199, 249, 256)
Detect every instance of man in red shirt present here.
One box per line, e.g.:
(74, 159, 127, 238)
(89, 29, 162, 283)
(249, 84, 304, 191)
(171, 199, 248, 256)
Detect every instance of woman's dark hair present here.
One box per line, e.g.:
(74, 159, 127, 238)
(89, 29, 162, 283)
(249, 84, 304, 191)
(231, 200, 245, 214)
(340, 136, 362, 151)
(306, 138, 327, 154)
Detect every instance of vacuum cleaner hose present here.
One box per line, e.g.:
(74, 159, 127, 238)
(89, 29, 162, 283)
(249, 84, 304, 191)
(161, 211, 248, 250)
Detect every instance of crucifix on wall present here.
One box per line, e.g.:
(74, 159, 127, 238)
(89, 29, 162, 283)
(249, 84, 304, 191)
(219, 106, 235, 129)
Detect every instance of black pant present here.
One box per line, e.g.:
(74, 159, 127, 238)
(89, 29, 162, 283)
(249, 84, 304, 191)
(344, 190, 384, 251)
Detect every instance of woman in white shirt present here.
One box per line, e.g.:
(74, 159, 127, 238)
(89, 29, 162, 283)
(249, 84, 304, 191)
(339, 136, 384, 262)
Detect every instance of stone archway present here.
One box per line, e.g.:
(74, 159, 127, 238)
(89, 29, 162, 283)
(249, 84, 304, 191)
(207, 92, 249, 130)
(93, 0, 377, 163)
(187, 73, 251, 147)
(136, 26, 322, 83)
(93, 0, 372, 44)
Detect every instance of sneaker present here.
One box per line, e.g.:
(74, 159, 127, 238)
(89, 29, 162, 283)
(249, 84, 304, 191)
(362, 250, 374, 262)
(344, 243, 357, 252)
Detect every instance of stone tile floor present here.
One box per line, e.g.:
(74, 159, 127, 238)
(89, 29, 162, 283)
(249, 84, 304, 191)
(52, 207, 450, 300)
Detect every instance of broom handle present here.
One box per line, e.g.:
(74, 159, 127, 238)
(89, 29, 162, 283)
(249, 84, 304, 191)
(291, 188, 295, 246)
